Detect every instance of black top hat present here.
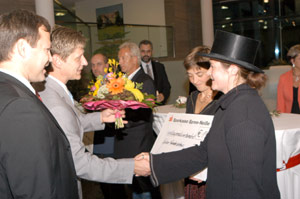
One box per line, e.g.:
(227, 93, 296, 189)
(198, 30, 263, 73)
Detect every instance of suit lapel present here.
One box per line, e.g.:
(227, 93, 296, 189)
(0, 72, 69, 140)
(45, 77, 80, 117)
(0, 72, 38, 100)
(131, 68, 144, 82)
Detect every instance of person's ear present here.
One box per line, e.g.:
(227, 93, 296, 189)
(291, 58, 295, 66)
(228, 64, 239, 76)
(51, 54, 63, 69)
(15, 39, 31, 59)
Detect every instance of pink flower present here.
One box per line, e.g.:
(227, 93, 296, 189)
(90, 86, 96, 92)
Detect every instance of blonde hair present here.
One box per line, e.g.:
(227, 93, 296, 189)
(50, 25, 86, 61)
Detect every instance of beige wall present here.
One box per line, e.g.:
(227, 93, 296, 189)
(162, 60, 189, 104)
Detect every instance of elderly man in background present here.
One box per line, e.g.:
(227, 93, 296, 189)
(115, 42, 161, 199)
(91, 53, 109, 77)
(90, 53, 125, 199)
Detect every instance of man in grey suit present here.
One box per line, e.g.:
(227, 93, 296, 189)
(38, 26, 147, 198)
(0, 10, 78, 198)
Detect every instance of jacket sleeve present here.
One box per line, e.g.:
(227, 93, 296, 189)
(141, 77, 156, 96)
(49, 104, 134, 184)
(77, 109, 104, 132)
(159, 64, 171, 104)
(150, 135, 209, 186)
(277, 74, 286, 112)
(0, 99, 55, 198)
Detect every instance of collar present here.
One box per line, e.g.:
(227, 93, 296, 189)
(141, 61, 152, 68)
(128, 67, 141, 80)
(0, 68, 36, 94)
(47, 75, 74, 104)
(216, 84, 254, 110)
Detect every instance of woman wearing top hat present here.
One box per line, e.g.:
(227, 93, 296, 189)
(135, 30, 280, 199)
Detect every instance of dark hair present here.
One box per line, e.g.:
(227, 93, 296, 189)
(219, 61, 267, 90)
(184, 46, 210, 70)
(0, 9, 50, 62)
(139, 40, 153, 49)
(50, 25, 86, 61)
(92, 53, 108, 64)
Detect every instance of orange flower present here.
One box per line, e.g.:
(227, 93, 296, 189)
(106, 78, 125, 94)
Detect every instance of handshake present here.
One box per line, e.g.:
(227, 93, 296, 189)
(133, 152, 152, 177)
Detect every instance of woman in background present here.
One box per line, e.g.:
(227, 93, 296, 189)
(183, 46, 221, 199)
(277, 44, 300, 113)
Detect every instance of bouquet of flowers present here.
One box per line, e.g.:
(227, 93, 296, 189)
(81, 59, 156, 129)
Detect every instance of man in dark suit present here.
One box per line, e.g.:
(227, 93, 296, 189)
(139, 40, 171, 105)
(116, 42, 161, 198)
(0, 10, 78, 198)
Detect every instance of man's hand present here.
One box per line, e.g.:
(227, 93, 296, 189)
(134, 152, 151, 176)
(156, 91, 164, 103)
(100, 109, 127, 123)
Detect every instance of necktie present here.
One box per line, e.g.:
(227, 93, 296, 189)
(35, 91, 43, 102)
(146, 64, 153, 79)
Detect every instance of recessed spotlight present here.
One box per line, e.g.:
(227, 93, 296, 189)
(55, 12, 66, 17)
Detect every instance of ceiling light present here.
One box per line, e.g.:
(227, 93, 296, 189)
(221, 6, 228, 9)
(55, 12, 66, 17)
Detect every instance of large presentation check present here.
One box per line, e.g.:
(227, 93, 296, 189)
(151, 113, 214, 180)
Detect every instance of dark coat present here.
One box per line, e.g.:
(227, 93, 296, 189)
(150, 84, 280, 199)
(141, 61, 171, 105)
(114, 68, 157, 193)
(114, 68, 156, 158)
(0, 72, 78, 199)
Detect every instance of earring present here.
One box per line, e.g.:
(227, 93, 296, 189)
(293, 63, 295, 67)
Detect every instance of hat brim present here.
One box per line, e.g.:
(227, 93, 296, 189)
(198, 52, 264, 73)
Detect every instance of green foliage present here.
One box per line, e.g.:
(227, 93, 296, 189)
(94, 26, 129, 59)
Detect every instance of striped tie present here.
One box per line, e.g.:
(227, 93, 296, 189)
(146, 64, 153, 79)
